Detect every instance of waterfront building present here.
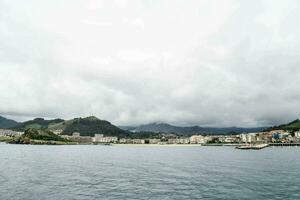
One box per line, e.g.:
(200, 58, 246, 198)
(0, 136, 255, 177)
(190, 135, 204, 144)
(94, 134, 104, 138)
(93, 134, 118, 143)
(294, 131, 300, 138)
(62, 133, 92, 143)
(118, 138, 145, 144)
(240, 134, 247, 143)
(240, 133, 257, 143)
(168, 138, 190, 144)
(72, 132, 80, 137)
(224, 136, 237, 143)
(132, 139, 145, 144)
(149, 139, 161, 144)
(119, 138, 127, 144)
(0, 129, 23, 136)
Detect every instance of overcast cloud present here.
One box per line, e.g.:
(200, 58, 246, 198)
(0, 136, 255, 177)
(1, 0, 300, 127)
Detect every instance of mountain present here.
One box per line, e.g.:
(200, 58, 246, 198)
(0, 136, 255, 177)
(13, 116, 128, 138)
(120, 122, 267, 135)
(268, 119, 300, 132)
(0, 116, 19, 129)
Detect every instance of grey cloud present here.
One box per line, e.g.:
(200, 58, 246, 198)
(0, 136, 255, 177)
(1, 0, 300, 127)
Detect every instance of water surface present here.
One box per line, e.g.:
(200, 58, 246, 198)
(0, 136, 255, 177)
(0, 143, 299, 200)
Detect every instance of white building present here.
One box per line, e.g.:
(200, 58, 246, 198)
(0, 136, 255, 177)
(149, 139, 161, 144)
(72, 132, 80, 137)
(168, 138, 190, 144)
(52, 129, 63, 135)
(93, 134, 118, 143)
(190, 135, 205, 144)
(0, 129, 23, 136)
(132, 139, 145, 144)
(294, 131, 300, 138)
(240, 133, 257, 143)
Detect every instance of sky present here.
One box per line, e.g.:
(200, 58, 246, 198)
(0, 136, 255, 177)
(1, 0, 300, 127)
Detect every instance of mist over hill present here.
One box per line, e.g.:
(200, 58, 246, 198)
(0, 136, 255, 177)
(120, 122, 267, 135)
(5, 115, 299, 137)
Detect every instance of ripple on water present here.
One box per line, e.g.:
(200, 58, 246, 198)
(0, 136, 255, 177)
(0, 145, 300, 200)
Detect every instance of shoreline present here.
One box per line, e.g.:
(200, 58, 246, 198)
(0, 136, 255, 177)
(112, 144, 203, 147)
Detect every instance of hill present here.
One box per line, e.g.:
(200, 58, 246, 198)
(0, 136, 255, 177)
(268, 119, 300, 132)
(22, 128, 66, 141)
(12, 116, 128, 138)
(120, 122, 266, 135)
(59, 116, 128, 137)
(9, 128, 68, 144)
(0, 116, 19, 129)
(13, 118, 64, 131)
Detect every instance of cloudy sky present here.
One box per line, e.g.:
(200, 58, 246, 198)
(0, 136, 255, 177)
(1, 0, 300, 127)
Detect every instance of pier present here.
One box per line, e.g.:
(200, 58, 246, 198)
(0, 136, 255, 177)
(269, 143, 300, 147)
(236, 144, 269, 150)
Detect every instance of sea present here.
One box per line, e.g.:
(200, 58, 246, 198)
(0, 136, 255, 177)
(0, 143, 299, 200)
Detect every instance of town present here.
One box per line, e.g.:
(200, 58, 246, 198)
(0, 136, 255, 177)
(1, 128, 300, 146)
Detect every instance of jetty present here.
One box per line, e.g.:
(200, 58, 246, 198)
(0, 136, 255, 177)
(236, 144, 269, 150)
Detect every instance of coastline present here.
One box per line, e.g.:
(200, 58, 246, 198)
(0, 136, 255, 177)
(112, 144, 203, 147)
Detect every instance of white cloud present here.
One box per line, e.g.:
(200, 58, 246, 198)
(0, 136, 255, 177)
(1, 0, 300, 127)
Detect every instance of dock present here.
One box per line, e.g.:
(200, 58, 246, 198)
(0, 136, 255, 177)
(236, 144, 269, 150)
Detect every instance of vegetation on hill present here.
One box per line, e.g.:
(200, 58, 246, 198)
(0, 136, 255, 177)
(61, 116, 128, 137)
(121, 122, 267, 135)
(8, 116, 128, 138)
(267, 119, 300, 132)
(127, 131, 165, 139)
(0, 116, 19, 129)
(23, 128, 66, 141)
(9, 128, 68, 144)
(13, 118, 64, 131)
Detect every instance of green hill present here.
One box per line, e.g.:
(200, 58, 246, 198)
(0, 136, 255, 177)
(268, 119, 300, 132)
(9, 128, 68, 144)
(0, 116, 19, 129)
(22, 128, 66, 141)
(12, 116, 128, 138)
(60, 116, 128, 137)
(13, 118, 64, 131)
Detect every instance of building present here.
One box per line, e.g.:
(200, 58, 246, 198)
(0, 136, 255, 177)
(190, 135, 204, 144)
(132, 139, 145, 144)
(294, 131, 300, 138)
(240, 133, 257, 143)
(93, 134, 118, 143)
(94, 134, 104, 138)
(149, 139, 161, 144)
(119, 138, 127, 144)
(0, 129, 23, 136)
(52, 129, 63, 135)
(118, 138, 145, 144)
(224, 136, 239, 143)
(61, 132, 92, 143)
(240, 134, 248, 143)
(72, 132, 80, 137)
(168, 138, 190, 144)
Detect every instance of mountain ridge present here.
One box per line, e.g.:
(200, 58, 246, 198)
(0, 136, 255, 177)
(10, 116, 128, 137)
(0, 116, 19, 129)
(120, 122, 267, 135)
(268, 118, 300, 132)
